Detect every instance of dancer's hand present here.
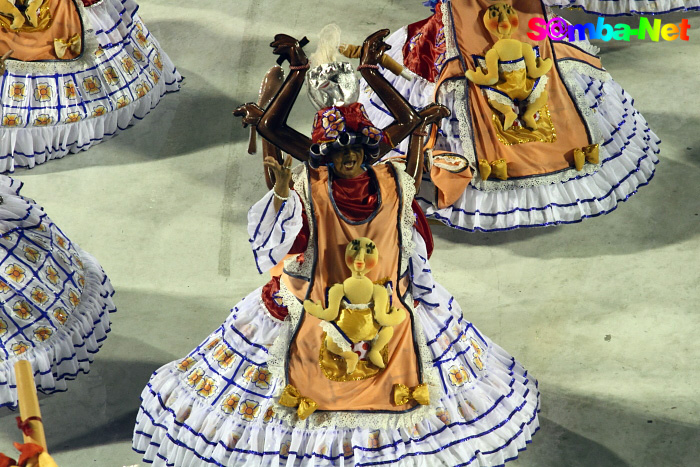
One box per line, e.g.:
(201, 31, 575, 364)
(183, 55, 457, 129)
(264, 154, 292, 200)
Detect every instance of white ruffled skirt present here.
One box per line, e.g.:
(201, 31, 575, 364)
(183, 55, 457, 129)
(360, 21, 660, 232)
(133, 280, 539, 466)
(0, 176, 116, 408)
(0, 0, 182, 173)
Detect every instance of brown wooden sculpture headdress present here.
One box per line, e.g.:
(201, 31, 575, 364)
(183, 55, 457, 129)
(234, 29, 450, 191)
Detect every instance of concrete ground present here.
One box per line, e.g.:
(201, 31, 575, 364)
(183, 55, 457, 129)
(1, 1, 698, 465)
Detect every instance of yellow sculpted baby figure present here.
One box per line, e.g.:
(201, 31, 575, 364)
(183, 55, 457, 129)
(465, 2, 552, 131)
(0, 0, 45, 30)
(303, 237, 406, 375)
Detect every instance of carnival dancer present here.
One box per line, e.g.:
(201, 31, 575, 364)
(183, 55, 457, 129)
(0, 0, 181, 172)
(359, 0, 674, 232)
(133, 30, 539, 466)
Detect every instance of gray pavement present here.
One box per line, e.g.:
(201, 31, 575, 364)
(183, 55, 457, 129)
(1, 1, 698, 466)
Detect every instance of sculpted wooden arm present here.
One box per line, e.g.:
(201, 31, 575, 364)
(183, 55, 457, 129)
(245, 34, 312, 162)
(358, 29, 421, 157)
(405, 104, 450, 190)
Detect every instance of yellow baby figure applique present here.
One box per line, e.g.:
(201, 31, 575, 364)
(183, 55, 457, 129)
(0, 0, 49, 32)
(304, 237, 406, 379)
(466, 2, 552, 133)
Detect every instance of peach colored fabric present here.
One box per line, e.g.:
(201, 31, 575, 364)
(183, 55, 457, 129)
(430, 151, 474, 208)
(283, 165, 420, 411)
(445, 0, 591, 177)
(0, 0, 82, 61)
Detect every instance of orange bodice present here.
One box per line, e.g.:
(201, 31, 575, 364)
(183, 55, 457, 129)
(282, 165, 421, 412)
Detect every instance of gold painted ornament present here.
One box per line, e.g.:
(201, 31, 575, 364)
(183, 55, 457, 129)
(573, 144, 600, 171)
(392, 383, 430, 406)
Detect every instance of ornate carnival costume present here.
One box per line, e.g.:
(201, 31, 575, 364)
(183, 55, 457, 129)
(0, 0, 181, 172)
(358, 0, 690, 231)
(0, 176, 116, 409)
(133, 31, 539, 466)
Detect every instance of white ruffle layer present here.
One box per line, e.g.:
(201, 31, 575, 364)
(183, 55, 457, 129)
(0, 176, 116, 408)
(0, 0, 182, 173)
(133, 286, 539, 467)
(133, 264, 539, 466)
(360, 24, 659, 232)
(543, 0, 700, 15)
(418, 69, 659, 231)
(248, 190, 304, 274)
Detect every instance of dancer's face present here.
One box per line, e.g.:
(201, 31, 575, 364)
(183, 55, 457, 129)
(484, 3, 519, 39)
(330, 145, 365, 179)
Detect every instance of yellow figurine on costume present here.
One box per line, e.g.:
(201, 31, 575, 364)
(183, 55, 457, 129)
(304, 237, 406, 375)
(0, 0, 44, 30)
(465, 2, 552, 131)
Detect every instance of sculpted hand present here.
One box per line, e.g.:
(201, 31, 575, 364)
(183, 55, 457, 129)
(360, 29, 391, 67)
(374, 305, 406, 327)
(270, 34, 309, 67)
(233, 102, 264, 128)
(537, 57, 552, 75)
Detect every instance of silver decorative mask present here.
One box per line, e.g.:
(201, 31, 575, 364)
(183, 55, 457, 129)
(306, 61, 359, 110)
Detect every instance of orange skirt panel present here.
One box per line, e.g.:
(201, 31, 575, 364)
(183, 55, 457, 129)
(284, 165, 421, 411)
(444, 0, 592, 177)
